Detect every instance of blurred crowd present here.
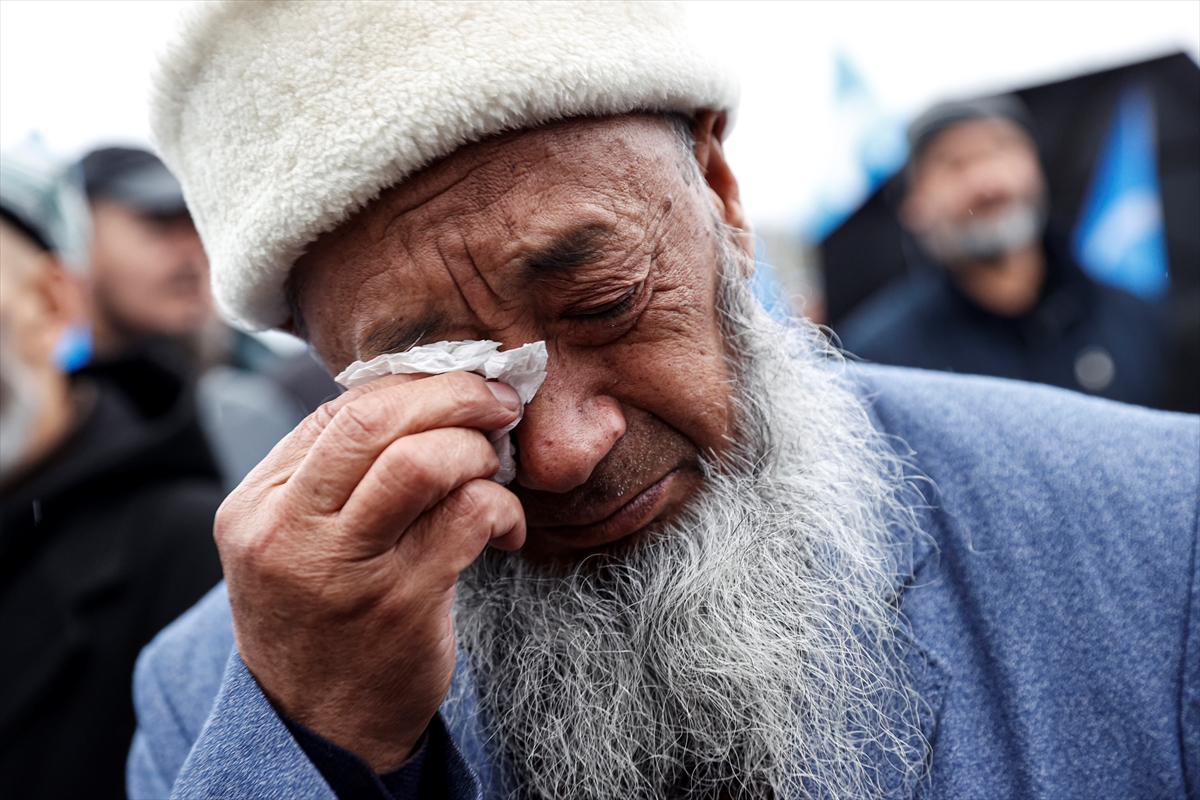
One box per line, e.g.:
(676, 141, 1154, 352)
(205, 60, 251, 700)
(0, 142, 337, 797)
(0, 88, 1195, 799)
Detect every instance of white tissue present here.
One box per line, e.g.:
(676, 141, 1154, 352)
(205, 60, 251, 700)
(335, 340, 548, 484)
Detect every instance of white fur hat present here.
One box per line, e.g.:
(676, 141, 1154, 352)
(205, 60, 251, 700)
(151, 1, 739, 331)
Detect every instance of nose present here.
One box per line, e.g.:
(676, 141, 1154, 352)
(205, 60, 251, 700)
(513, 381, 626, 494)
(966, 161, 1018, 209)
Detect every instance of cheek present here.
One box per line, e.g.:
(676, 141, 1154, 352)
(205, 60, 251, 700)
(1011, 158, 1044, 199)
(104, 247, 161, 294)
(93, 263, 140, 306)
(617, 200, 736, 455)
(604, 276, 734, 457)
(97, 224, 153, 280)
(943, 177, 978, 210)
(13, 305, 63, 366)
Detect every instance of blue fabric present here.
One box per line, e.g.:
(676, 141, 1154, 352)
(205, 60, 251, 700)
(127, 365, 1199, 799)
(1071, 84, 1169, 300)
(874, 367, 1198, 798)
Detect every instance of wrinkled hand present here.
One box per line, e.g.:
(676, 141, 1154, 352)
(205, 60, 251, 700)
(214, 372, 525, 772)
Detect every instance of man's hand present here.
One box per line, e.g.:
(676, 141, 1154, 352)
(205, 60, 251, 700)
(214, 371, 525, 772)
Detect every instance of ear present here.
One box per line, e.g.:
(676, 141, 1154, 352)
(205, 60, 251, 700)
(690, 111, 754, 264)
(29, 259, 87, 359)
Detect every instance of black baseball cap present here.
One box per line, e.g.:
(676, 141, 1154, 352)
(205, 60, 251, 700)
(79, 147, 188, 216)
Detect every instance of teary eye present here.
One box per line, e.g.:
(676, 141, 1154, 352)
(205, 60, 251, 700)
(571, 284, 641, 323)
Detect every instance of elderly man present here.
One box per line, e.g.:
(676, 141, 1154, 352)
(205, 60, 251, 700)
(129, 3, 1198, 799)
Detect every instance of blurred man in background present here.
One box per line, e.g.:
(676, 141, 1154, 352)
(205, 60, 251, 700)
(80, 147, 211, 361)
(80, 146, 317, 489)
(0, 144, 224, 799)
(838, 96, 1168, 407)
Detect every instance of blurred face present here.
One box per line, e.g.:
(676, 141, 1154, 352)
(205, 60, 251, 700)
(293, 115, 741, 562)
(0, 224, 59, 373)
(88, 200, 211, 346)
(0, 220, 79, 479)
(902, 117, 1046, 264)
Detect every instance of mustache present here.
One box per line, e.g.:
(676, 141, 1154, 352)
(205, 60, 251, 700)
(510, 408, 699, 527)
(921, 197, 1048, 265)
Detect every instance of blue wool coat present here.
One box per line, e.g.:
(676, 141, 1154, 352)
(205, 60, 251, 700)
(127, 366, 1200, 799)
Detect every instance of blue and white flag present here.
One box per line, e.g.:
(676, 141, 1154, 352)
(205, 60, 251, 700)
(803, 52, 907, 243)
(1072, 85, 1169, 299)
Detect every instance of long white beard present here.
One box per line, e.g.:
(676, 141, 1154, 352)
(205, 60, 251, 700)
(452, 236, 927, 799)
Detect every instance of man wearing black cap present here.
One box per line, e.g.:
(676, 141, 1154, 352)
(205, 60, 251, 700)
(79, 147, 212, 359)
(838, 96, 1167, 408)
(79, 146, 325, 490)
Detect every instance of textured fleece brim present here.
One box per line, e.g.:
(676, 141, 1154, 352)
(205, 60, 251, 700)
(150, 0, 739, 330)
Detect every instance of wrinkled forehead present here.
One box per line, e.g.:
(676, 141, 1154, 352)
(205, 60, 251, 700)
(342, 117, 672, 235)
(290, 114, 693, 361)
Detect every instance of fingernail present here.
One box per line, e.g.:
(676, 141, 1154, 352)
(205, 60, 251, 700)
(486, 381, 521, 412)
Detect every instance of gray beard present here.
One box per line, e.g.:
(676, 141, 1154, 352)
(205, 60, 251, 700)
(451, 235, 927, 799)
(920, 198, 1047, 265)
(0, 332, 41, 481)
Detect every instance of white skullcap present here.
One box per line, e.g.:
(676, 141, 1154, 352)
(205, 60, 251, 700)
(150, 0, 740, 331)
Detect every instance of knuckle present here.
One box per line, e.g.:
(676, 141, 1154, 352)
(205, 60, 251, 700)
(331, 395, 388, 446)
(448, 429, 500, 478)
(439, 481, 520, 561)
(448, 479, 497, 525)
(439, 371, 487, 409)
(243, 536, 283, 581)
(479, 440, 500, 475)
(211, 500, 238, 551)
(238, 510, 306, 580)
(386, 439, 440, 486)
(308, 400, 340, 430)
(303, 388, 361, 434)
(213, 486, 261, 552)
(374, 431, 498, 511)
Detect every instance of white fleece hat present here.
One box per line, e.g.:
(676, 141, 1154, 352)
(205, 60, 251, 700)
(151, 0, 739, 331)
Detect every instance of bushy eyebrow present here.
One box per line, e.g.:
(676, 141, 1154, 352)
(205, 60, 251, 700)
(357, 224, 614, 358)
(361, 313, 448, 359)
(523, 224, 614, 274)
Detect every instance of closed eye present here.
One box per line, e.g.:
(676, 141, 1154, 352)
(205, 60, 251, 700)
(568, 284, 641, 322)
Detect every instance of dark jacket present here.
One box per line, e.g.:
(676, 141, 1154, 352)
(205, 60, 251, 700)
(0, 356, 224, 799)
(837, 231, 1169, 408)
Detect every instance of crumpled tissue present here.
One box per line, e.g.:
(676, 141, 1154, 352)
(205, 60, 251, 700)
(335, 340, 548, 484)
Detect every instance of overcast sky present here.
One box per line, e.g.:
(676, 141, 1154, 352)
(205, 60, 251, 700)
(2, 0, 1197, 230)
